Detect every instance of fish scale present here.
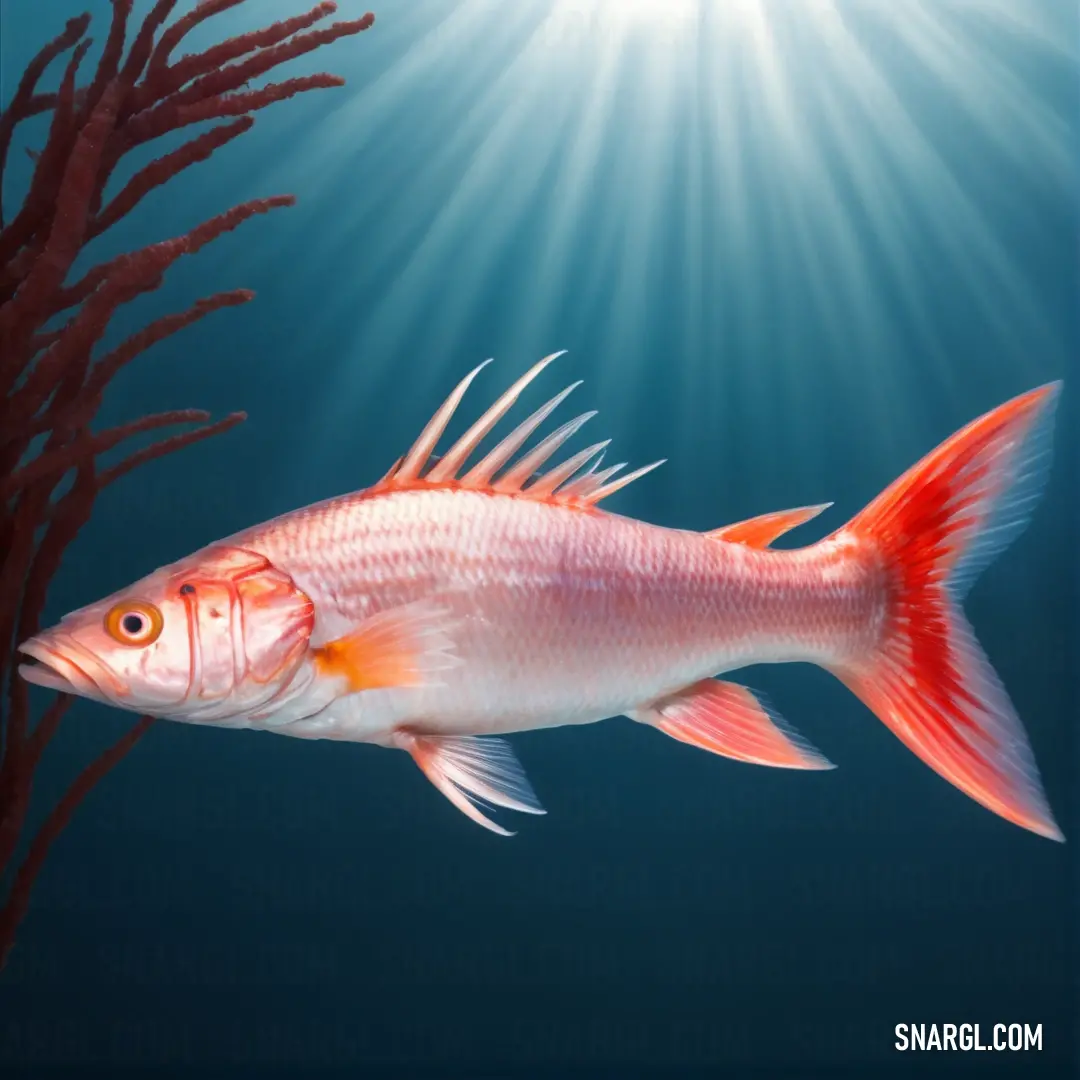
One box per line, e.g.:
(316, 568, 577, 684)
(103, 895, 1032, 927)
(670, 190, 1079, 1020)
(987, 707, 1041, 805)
(240, 486, 867, 730)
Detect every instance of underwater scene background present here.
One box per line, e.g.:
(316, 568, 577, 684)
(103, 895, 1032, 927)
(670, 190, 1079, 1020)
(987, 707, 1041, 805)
(0, 0, 1076, 1076)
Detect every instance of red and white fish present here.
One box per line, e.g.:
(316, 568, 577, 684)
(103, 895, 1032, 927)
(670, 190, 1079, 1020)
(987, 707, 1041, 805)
(19, 354, 1063, 840)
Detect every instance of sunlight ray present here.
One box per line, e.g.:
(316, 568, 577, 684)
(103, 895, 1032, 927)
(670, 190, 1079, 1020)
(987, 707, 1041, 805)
(889, 3, 1075, 187)
(805, 1, 1059, 369)
(239, 0, 1078, 492)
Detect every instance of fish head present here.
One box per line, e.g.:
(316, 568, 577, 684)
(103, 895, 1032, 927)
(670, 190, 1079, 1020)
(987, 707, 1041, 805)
(18, 545, 316, 722)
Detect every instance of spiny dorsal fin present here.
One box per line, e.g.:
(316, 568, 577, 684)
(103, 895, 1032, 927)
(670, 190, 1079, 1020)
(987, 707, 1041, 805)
(375, 353, 663, 508)
(394, 360, 493, 484)
(707, 503, 833, 548)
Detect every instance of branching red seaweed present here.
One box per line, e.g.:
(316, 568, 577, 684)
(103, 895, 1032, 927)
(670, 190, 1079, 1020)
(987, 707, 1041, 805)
(0, 0, 375, 970)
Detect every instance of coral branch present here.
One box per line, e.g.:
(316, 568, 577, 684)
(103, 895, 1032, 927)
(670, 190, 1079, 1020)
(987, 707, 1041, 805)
(25, 698, 71, 780)
(2, 195, 292, 443)
(83, 1, 134, 115)
(147, 0, 249, 81)
(118, 0, 178, 89)
(163, 12, 373, 114)
(3, 410, 219, 499)
(0, 39, 97, 286)
(53, 194, 294, 318)
(20, 291, 253, 451)
(127, 74, 346, 143)
(0, 81, 123, 368)
(138, 1, 340, 110)
(93, 289, 253, 387)
(0, 0, 376, 971)
(0, 15, 90, 229)
(98, 410, 247, 489)
(0, 715, 155, 971)
(91, 117, 254, 237)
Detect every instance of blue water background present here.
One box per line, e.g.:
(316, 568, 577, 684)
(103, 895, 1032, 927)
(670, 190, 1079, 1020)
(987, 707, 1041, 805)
(0, 1, 1076, 1076)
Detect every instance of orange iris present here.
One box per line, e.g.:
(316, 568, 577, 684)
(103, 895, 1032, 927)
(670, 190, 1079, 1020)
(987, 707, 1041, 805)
(104, 600, 164, 646)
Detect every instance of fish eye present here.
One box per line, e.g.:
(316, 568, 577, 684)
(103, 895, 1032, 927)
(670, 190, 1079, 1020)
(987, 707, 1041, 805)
(104, 601, 163, 647)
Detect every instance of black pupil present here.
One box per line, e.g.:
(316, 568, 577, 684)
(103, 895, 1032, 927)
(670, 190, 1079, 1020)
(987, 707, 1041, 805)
(121, 613, 145, 635)
(179, 584, 195, 596)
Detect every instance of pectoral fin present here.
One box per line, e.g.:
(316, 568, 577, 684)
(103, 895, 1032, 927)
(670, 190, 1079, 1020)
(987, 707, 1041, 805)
(312, 601, 460, 693)
(396, 732, 545, 836)
(631, 679, 834, 770)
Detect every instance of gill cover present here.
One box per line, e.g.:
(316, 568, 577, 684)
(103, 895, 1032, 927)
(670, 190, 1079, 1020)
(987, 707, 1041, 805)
(172, 546, 316, 705)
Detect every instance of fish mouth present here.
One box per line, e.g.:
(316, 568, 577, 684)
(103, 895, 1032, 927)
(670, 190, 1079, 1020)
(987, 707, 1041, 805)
(17, 638, 115, 701)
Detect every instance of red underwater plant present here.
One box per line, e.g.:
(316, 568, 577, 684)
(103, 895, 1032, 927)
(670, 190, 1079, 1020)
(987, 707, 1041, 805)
(0, 0, 375, 968)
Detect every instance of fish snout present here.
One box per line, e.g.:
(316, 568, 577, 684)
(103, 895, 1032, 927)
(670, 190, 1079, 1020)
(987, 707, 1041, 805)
(17, 634, 128, 703)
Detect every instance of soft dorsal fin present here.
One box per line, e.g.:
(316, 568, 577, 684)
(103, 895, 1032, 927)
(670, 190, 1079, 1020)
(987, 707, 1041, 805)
(707, 504, 832, 548)
(374, 353, 664, 508)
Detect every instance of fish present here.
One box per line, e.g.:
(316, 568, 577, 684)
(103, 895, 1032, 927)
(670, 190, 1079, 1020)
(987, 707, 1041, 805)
(18, 353, 1063, 840)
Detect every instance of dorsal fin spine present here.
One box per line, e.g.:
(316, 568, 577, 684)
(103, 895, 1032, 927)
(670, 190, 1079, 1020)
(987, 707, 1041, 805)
(494, 411, 596, 492)
(562, 460, 625, 499)
(395, 360, 492, 483)
(526, 440, 611, 498)
(462, 381, 582, 488)
(427, 351, 566, 483)
(379, 355, 664, 508)
(585, 460, 666, 505)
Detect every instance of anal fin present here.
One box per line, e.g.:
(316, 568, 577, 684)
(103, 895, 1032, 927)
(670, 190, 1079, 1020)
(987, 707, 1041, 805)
(632, 679, 834, 770)
(396, 732, 546, 836)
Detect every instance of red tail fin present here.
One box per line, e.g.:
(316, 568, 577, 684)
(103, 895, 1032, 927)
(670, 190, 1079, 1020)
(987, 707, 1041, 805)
(830, 383, 1063, 840)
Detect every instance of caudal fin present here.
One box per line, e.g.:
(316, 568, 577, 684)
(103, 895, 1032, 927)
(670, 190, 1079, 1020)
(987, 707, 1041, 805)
(830, 383, 1063, 841)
